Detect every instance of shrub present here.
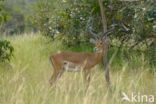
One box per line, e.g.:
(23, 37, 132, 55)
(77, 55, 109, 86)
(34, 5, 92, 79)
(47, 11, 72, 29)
(0, 40, 13, 62)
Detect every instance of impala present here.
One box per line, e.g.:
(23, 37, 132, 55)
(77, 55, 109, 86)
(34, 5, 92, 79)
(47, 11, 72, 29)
(49, 27, 114, 87)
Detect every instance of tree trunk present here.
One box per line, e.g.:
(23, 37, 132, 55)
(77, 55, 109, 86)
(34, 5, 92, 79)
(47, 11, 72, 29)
(98, 0, 111, 86)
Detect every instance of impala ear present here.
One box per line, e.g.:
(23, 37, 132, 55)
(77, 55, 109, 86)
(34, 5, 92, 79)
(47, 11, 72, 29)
(90, 38, 96, 44)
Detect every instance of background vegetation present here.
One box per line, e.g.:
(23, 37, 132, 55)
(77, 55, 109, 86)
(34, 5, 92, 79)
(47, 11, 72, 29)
(0, 0, 155, 68)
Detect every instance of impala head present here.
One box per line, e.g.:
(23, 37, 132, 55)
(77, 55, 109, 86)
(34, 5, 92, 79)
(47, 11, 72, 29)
(87, 17, 115, 53)
(89, 29, 114, 53)
(90, 39, 105, 53)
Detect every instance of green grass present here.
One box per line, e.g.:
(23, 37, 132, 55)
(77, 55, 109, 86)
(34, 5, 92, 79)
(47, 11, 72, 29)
(0, 33, 155, 104)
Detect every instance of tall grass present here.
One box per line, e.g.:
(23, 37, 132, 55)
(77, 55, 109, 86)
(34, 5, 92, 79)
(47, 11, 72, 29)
(0, 33, 155, 104)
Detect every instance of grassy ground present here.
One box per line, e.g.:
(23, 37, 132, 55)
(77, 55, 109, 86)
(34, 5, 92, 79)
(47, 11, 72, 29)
(0, 33, 155, 104)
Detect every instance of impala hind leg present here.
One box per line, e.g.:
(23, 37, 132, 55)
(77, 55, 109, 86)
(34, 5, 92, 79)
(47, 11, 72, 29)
(49, 70, 64, 86)
(49, 56, 63, 86)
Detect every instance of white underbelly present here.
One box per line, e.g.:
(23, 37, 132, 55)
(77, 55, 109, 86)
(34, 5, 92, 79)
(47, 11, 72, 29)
(62, 61, 83, 72)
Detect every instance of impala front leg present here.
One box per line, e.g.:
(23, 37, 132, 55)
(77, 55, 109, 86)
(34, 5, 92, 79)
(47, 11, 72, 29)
(83, 70, 91, 89)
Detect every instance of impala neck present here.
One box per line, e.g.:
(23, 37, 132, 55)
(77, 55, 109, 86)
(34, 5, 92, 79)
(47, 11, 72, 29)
(94, 49, 104, 64)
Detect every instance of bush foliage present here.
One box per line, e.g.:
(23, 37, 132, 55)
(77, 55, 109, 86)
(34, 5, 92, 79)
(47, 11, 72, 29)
(0, 39, 13, 62)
